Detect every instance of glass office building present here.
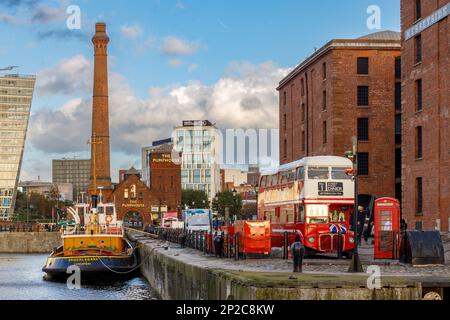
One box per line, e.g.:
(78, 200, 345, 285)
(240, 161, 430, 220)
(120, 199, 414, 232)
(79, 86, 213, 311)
(174, 120, 221, 203)
(0, 74, 36, 220)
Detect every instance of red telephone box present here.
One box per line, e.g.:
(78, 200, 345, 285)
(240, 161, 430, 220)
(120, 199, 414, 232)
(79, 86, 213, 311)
(374, 198, 401, 259)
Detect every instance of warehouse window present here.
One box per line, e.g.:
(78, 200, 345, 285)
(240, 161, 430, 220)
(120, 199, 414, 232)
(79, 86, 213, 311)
(415, 35, 422, 63)
(322, 90, 327, 111)
(415, 0, 421, 20)
(283, 139, 287, 158)
(416, 177, 423, 214)
(301, 131, 305, 151)
(357, 57, 369, 75)
(416, 79, 422, 111)
(357, 86, 369, 106)
(357, 118, 369, 141)
(283, 114, 287, 130)
(395, 82, 402, 111)
(322, 62, 327, 80)
(283, 91, 287, 105)
(301, 78, 305, 96)
(357, 153, 369, 176)
(395, 56, 401, 79)
(301, 103, 305, 122)
(323, 121, 327, 144)
(416, 126, 422, 159)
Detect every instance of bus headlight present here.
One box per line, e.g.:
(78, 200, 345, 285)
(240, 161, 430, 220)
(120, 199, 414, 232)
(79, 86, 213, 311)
(308, 236, 315, 243)
(349, 237, 354, 244)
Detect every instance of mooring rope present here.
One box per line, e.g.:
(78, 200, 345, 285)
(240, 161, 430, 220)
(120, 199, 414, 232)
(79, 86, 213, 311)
(97, 243, 168, 275)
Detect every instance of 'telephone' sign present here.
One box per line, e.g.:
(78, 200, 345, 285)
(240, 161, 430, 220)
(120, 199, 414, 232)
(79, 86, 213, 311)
(405, 3, 449, 41)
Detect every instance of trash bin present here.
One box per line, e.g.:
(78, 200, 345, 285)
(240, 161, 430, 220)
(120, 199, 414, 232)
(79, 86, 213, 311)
(400, 231, 445, 266)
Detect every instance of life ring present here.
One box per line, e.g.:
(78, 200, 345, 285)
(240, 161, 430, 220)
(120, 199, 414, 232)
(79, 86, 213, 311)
(105, 215, 113, 223)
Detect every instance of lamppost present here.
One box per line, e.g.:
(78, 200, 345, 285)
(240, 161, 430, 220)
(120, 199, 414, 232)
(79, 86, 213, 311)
(232, 188, 238, 223)
(346, 136, 363, 273)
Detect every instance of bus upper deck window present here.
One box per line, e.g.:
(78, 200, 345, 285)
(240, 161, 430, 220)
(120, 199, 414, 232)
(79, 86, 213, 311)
(308, 167, 329, 180)
(297, 167, 305, 180)
(331, 167, 352, 180)
(288, 169, 296, 182)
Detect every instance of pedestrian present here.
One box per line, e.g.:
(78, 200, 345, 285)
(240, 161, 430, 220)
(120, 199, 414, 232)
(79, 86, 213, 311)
(214, 232, 222, 257)
(291, 234, 305, 273)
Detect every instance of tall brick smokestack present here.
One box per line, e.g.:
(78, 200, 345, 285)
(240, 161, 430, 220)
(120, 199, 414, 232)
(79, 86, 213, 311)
(89, 22, 112, 194)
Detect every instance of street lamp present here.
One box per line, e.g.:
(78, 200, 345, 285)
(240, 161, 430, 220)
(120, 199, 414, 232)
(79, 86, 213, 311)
(346, 136, 363, 273)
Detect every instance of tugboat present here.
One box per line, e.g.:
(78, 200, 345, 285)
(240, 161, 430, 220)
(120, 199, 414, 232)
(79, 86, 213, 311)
(42, 195, 138, 279)
(43, 133, 138, 279)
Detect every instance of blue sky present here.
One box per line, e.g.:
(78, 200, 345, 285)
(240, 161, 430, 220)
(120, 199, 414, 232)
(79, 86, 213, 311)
(0, 0, 401, 182)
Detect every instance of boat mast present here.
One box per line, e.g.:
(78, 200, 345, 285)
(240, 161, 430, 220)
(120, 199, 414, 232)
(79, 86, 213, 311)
(89, 132, 102, 200)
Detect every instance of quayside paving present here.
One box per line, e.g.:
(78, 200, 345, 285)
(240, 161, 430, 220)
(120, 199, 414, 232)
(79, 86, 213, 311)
(127, 230, 450, 300)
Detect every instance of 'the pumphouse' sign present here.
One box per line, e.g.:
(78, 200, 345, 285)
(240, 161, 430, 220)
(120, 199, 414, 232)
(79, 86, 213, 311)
(405, 3, 449, 41)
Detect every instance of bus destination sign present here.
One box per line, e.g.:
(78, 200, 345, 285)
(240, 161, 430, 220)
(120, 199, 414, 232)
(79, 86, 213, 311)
(318, 182, 344, 196)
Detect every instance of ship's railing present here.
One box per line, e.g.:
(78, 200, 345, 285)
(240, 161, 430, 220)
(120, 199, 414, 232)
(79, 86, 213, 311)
(62, 224, 124, 236)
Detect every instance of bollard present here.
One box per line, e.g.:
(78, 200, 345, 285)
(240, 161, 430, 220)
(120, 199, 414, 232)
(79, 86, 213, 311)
(291, 241, 305, 273)
(227, 233, 231, 258)
(337, 230, 343, 259)
(283, 232, 289, 260)
(209, 231, 213, 255)
(393, 231, 398, 259)
(234, 233, 239, 261)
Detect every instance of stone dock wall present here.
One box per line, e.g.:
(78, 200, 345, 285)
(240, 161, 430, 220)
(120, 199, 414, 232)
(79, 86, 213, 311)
(129, 231, 424, 300)
(0, 232, 60, 253)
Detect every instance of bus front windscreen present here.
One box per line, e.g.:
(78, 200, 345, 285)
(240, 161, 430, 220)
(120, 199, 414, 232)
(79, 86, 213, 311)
(306, 204, 328, 224)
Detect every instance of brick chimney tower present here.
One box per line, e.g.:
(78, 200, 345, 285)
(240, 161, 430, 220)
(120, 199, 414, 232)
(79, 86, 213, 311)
(89, 22, 112, 196)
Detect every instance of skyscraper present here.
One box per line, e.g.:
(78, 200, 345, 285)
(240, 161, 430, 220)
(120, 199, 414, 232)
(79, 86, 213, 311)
(0, 74, 36, 220)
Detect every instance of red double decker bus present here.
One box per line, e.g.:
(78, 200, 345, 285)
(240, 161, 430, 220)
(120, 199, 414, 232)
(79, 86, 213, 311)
(258, 156, 355, 257)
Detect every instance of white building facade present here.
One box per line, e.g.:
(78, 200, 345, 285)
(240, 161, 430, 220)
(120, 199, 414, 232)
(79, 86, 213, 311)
(174, 120, 221, 202)
(0, 74, 35, 220)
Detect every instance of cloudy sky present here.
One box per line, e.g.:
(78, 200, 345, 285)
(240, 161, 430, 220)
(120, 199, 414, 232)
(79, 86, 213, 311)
(0, 0, 400, 183)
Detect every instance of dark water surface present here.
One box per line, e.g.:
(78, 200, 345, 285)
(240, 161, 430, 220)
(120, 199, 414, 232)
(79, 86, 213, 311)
(0, 254, 159, 300)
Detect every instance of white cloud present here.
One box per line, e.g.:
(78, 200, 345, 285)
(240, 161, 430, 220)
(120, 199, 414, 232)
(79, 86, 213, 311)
(31, 3, 67, 23)
(120, 24, 143, 39)
(188, 63, 198, 72)
(27, 56, 290, 179)
(160, 36, 203, 56)
(35, 55, 91, 96)
(168, 58, 183, 67)
(0, 13, 17, 24)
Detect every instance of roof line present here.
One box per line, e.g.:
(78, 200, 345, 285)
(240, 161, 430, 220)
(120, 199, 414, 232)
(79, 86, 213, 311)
(277, 38, 400, 90)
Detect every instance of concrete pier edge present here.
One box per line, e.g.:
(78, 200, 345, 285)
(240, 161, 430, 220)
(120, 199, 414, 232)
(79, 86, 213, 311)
(127, 230, 450, 300)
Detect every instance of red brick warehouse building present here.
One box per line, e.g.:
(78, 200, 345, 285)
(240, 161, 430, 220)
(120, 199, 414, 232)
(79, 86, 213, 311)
(401, 0, 449, 232)
(147, 142, 182, 216)
(278, 31, 402, 208)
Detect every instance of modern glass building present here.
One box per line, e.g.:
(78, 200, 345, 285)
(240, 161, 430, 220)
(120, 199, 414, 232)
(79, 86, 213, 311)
(174, 120, 221, 202)
(0, 74, 36, 220)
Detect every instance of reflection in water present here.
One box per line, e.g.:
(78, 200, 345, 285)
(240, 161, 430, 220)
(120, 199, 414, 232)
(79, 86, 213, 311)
(0, 254, 159, 300)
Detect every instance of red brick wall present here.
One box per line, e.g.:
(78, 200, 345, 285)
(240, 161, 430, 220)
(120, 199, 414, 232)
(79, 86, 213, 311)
(279, 44, 400, 200)
(149, 152, 181, 212)
(401, 0, 449, 231)
(113, 174, 157, 227)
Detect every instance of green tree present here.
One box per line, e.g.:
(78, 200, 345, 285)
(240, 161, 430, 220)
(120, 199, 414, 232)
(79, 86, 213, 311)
(240, 202, 258, 220)
(211, 190, 242, 218)
(181, 190, 210, 209)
